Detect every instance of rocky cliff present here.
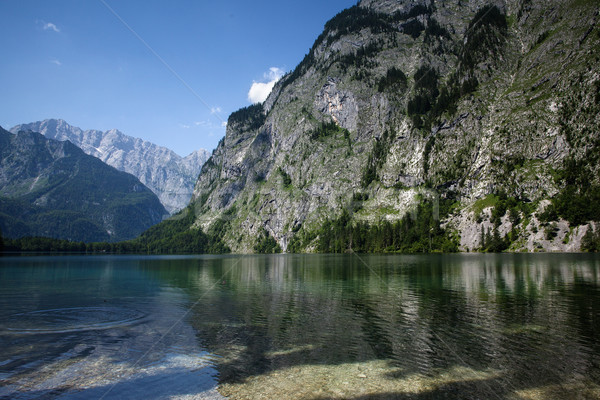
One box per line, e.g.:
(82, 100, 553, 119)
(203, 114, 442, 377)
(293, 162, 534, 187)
(189, 0, 600, 253)
(10, 119, 209, 214)
(0, 127, 167, 242)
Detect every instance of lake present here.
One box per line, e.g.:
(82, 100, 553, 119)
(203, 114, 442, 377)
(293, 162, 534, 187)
(0, 253, 599, 399)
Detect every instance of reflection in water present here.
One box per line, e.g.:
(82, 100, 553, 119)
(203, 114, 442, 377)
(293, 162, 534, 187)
(0, 254, 598, 399)
(176, 254, 600, 399)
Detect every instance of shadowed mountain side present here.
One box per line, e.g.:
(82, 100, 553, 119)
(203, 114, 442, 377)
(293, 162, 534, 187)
(0, 127, 167, 242)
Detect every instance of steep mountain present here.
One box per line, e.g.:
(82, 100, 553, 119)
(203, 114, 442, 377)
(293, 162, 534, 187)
(179, 0, 599, 253)
(10, 119, 210, 214)
(0, 127, 167, 242)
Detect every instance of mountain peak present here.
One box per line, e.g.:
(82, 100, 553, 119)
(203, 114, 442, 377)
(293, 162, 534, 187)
(183, 0, 600, 253)
(0, 130, 167, 242)
(10, 120, 210, 214)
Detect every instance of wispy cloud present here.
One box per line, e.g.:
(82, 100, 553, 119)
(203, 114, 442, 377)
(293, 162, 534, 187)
(248, 67, 284, 104)
(210, 107, 222, 115)
(50, 59, 62, 66)
(42, 21, 60, 32)
(183, 120, 226, 130)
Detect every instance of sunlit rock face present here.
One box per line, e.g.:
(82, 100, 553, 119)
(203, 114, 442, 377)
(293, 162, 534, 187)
(11, 119, 209, 214)
(190, 0, 599, 252)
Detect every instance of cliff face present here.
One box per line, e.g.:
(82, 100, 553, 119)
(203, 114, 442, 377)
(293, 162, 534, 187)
(10, 119, 209, 214)
(190, 0, 600, 252)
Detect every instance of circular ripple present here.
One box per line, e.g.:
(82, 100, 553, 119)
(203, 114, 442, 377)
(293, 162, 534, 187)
(2, 306, 147, 334)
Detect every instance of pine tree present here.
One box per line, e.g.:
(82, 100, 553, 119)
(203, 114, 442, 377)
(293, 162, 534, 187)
(480, 226, 485, 250)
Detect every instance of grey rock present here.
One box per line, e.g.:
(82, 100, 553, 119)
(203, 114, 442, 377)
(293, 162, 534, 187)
(190, 0, 599, 252)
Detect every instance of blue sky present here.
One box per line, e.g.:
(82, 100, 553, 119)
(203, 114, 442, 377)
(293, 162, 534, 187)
(0, 0, 357, 156)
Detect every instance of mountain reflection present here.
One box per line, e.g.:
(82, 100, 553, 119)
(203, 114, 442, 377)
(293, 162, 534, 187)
(138, 254, 599, 399)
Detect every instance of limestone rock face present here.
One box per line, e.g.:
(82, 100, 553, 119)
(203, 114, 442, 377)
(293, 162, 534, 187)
(10, 119, 209, 214)
(191, 0, 600, 252)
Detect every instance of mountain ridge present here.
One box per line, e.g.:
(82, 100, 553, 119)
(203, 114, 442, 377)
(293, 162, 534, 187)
(178, 0, 599, 253)
(10, 119, 209, 214)
(0, 127, 167, 242)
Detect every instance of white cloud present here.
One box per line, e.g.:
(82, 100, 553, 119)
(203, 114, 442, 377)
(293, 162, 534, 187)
(179, 123, 191, 129)
(50, 59, 62, 66)
(248, 82, 276, 104)
(210, 107, 222, 114)
(247, 67, 285, 104)
(266, 67, 284, 81)
(43, 22, 60, 32)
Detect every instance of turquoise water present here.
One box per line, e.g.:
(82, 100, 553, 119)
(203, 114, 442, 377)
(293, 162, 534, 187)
(0, 253, 599, 399)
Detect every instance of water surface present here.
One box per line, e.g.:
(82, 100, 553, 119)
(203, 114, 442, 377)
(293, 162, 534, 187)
(0, 253, 599, 399)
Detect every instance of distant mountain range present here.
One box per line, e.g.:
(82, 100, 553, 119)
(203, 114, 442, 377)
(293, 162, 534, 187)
(10, 119, 209, 214)
(0, 127, 167, 242)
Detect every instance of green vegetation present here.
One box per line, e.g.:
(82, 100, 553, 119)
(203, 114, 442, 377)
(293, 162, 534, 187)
(582, 226, 600, 252)
(550, 184, 600, 226)
(472, 194, 500, 216)
(474, 193, 532, 225)
(479, 226, 509, 253)
(546, 72, 600, 227)
(4, 206, 231, 254)
(309, 121, 351, 145)
(473, 192, 534, 252)
(491, 195, 521, 226)
(228, 103, 265, 130)
(278, 167, 292, 188)
(407, 65, 439, 129)
(424, 18, 451, 42)
(337, 42, 381, 75)
(134, 206, 227, 254)
(361, 129, 395, 187)
(403, 5, 507, 133)
(254, 228, 282, 253)
(318, 6, 396, 47)
(0, 193, 163, 243)
(290, 199, 458, 254)
(4, 236, 87, 253)
(401, 19, 425, 39)
(351, 192, 369, 212)
(281, 3, 434, 91)
(393, 4, 432, 20)
(459, 5, 507, 71)
(422, 135, 435, 176)
(377, 67, 408, 92)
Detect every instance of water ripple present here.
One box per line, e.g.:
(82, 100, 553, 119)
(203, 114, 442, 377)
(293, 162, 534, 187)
(1, 306, 147, 335)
